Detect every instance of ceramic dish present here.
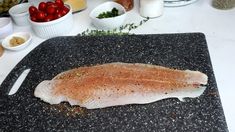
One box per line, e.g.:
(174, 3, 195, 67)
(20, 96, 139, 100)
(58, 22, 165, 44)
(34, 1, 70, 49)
(9, 3, 31, 26)
(89, 2, 126, 30)
(1, 32, 32, 51)
(29, 4, 73, 39)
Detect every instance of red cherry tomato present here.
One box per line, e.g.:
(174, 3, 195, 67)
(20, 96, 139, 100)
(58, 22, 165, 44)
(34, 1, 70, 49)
(30, 12, 36, 17)
(46, 6, 56, 14)
(55, 0, 63, 4)
(30, 15, 37, 22)
(54, 12, 63, 19)
(61, 6, 69, 16)
(36, 11, 46, 20)
(38, 2, 47, 11)
(29, 6, 38, 15)
(55, 0, 64, 7)
(44, 15, 54, 22)
(55, 9, 60, 14)
(46, 2, 54, 6)
(53, 3, 61, 9)
(64, 6, 69, 12)
(30, 1, 67, 22)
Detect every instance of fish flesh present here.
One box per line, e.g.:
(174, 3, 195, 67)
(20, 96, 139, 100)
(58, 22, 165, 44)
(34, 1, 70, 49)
(34, 62, 208, 109)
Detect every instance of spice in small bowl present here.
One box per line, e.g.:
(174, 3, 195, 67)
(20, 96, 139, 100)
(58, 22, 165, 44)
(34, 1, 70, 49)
(1, 32, 32, 51)
(9, 36, 25, 47)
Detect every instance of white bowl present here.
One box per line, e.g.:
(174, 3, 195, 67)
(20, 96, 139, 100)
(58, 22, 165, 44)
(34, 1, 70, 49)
(89, 2, 126, 30)
(9, 3, 31, 26)
(29, 4, 73, 39)
(1, 32, 32, 51)
(0, 17, 13, 40)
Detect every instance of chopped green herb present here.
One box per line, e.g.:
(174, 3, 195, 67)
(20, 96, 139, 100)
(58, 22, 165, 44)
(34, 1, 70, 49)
(97, 8, 120, 19)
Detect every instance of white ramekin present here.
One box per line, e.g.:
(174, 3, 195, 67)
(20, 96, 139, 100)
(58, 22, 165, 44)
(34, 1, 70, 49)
(9, 3, 31, 26)
(29, 5, 73, 39)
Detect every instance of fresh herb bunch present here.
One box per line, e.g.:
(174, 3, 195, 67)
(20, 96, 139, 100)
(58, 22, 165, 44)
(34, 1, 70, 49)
(80, 17, 149, 36)
(97, 8, 119, 19)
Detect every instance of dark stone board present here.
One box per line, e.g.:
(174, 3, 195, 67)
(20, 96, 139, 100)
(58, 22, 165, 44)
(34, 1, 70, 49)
(0, 33, 228, 131)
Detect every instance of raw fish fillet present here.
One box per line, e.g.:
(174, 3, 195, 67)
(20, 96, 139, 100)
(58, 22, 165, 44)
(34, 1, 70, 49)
(34, 62, 208, 109)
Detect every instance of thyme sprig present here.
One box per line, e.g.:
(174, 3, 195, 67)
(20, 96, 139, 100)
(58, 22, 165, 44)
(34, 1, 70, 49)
(80, 17, 149, 36)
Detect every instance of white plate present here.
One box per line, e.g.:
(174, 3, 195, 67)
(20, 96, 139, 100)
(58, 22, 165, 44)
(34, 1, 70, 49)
(1, 32, 32, 51)
(164, 0, 198, 7)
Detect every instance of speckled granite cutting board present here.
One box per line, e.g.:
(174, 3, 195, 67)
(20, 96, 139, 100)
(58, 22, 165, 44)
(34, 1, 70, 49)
(0, 33, 228, 131)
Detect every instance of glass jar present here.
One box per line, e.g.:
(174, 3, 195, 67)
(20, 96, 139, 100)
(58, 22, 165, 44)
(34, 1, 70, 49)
(139, 0, 164, 18)
(115, 0, 134, 11)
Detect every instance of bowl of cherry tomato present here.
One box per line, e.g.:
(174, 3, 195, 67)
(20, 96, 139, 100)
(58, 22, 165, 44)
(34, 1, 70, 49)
(28, 0, 73, 39)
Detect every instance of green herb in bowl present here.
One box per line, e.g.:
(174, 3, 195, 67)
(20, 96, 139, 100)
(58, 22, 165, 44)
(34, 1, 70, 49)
(97, 7, 119, 19)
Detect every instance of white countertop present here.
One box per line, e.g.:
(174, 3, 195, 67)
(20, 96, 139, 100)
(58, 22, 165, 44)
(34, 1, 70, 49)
(0, 0, 234, 131)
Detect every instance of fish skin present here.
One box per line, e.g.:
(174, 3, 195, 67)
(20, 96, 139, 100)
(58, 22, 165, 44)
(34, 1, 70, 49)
(34, 62, 208, 109)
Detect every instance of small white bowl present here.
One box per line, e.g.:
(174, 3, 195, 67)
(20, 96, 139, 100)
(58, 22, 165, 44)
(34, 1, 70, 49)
(1, 32, 32, 51)
(89, 2, 126, 30)
(0, 17, 13, 40)
(9, 3, 31, 26)
(29, 4, 73, 39)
